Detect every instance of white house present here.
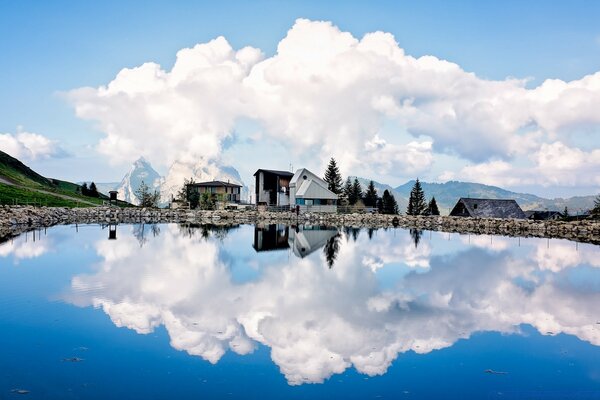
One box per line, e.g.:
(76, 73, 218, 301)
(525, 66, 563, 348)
(289, 168, 338, 212)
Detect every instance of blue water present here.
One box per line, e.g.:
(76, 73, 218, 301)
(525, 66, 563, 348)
(0, 224, 599, 399)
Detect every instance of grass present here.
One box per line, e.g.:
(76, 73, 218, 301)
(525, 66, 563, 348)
(0, 183, 87, 207)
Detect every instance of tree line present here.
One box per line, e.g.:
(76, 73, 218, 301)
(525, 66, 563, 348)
(323, 158, 440, 216)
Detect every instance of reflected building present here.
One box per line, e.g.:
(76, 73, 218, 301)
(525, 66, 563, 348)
(253, 224, 290, 252)
(289, 225, 340, 258)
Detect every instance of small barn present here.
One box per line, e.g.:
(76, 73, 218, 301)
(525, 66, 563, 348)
(449, 198, 526, 219)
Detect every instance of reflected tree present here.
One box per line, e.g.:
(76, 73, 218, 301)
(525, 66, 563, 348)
(367, 228, 376, 240)
(323, 233, 342, 269)
(410, 228, 423, 248)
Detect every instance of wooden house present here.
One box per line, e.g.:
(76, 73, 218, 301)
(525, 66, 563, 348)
(449, 198, 526, 219)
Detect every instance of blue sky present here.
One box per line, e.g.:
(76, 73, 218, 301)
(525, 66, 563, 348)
(1, 0, 599, 197)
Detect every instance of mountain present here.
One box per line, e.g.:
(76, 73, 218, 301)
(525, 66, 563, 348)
(353, 177, 408, 211)
(159, 160, 247, 204)
(114, 157, 161, 205)
(104, 157, 248, 206)
(353, 176, 597, 215)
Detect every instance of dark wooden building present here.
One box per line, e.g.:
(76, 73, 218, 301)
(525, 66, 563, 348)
(254, 169, 294, 206)
(449, 198, 526, 219)
(524, 210, 563, 221)
(186, 181, 242, 203)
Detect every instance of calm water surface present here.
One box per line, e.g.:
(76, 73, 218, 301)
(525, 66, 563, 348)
(0, 223, 599, 399)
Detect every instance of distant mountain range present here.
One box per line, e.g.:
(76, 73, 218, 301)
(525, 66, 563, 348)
(354, 177, 597, 214)
(96, 158, 247, 206)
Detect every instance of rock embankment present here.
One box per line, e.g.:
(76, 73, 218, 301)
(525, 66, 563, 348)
(1, 205, 599, 244)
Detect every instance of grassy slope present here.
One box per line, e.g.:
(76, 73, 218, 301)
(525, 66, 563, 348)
(0, 183, 84, 207)
(0, 150, 133, 207)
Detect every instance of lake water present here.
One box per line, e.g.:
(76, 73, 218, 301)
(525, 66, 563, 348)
(0, 223, 599, 399)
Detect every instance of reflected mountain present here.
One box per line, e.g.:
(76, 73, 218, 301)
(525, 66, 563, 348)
(64, 224, 600, 386)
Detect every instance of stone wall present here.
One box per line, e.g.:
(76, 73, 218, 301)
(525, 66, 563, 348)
(1, 205, 599, 244)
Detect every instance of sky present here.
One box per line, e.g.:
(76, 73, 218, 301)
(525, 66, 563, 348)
(1, 0, 599, 198)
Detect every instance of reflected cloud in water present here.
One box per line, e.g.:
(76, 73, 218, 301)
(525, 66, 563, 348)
(63, 224, 600, 385)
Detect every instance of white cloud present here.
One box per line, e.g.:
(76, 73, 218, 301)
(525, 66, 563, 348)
(64, 226, 600, 385)
(439, 141, 600, 187)
(0, 129, 65, 161)
(67, 19, 600, 187)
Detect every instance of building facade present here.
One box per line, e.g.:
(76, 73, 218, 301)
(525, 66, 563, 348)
(186, 181, 242, 203)
(289, 168, 338, 213)
(254, 169, 294, 207)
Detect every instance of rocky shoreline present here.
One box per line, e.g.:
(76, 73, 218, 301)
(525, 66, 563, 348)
(1, 205, 599, 244)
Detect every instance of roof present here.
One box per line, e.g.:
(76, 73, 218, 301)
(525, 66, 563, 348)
(296, 179, 338, 200)
(451, 198, 526, 219)
(187, 180, 242, 188)
(253, 169, 294, 177)
(525, 210, 563, 220)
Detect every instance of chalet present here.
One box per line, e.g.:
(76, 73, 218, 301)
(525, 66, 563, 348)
(186, 181, 242, 203)
(290, 168, 338, 212)
(449, 198, 526, 219)
(525, 210, 563, 221)
(254, 169, 294, 206)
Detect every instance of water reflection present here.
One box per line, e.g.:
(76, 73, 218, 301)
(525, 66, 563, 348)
(56, 224, 600, 385)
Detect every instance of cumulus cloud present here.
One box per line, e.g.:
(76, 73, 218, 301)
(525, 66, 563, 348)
(67, 18, 600, 188)
(439, 141, 600, 187)
(64, 225, 600, 385)
(0, 129, 65, 161)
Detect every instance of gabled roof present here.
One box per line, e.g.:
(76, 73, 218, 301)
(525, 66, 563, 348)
(187, 180, 242, 188)
(253, 169, 294, 177)
(451, 198, 526, 219)
(296, 179, 338, 200)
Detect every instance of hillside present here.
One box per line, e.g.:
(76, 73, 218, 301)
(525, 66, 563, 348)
(0, 150, 130, 207)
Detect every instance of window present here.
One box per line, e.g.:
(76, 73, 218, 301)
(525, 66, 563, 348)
(305, 199, 313, 205)
(303, 175, 307, 180)
(296, 199, 305, 205)
(474, 204, 478, 209)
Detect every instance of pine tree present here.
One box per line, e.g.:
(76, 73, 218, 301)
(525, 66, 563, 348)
(177, 177, 195, 202)
(364, 181, 378, 208)
(350, 178, 363, 206)
(562, 206, 569, 220)
(343, 177, 352, 205)
(135, 180, 160, 208)
(406, 179, 427, 215)
(323, 158, 343, 195)
(428, 197, 440, 216)
(81, 183, 89, 196)
(89, 182, 99, 197)
(381, 190, 399, 215)
(592, 194, 600, 218)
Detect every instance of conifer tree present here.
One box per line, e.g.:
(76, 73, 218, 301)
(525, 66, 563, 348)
(592, 194, 600, 218)
(343, 177, 352, 205)
(364, 180, 378, 208)
(89, 182, 99, 197)
(406, 178, 427, 215)
(135, 180, 160, 208)
(323, 158, 343, 195)
(428, 196, 440, 216)
(350, 178, 363, 205)
(562, 206, 569, 220)
(81, 183, 89, 196)
(381, 190, 399, 215)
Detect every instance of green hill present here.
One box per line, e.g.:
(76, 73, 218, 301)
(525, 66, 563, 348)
(0, 150, 130, 207)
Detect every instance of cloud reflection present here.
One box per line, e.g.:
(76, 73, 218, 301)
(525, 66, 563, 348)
(65, 225, 600, 385)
